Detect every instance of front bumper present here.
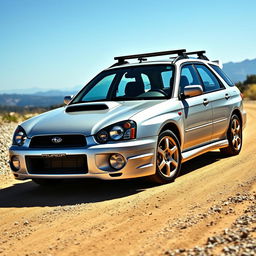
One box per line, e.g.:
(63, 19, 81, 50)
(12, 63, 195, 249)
(9, 136, 157, 180)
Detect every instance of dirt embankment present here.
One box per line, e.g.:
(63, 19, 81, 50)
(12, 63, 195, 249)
(0, 103, 255, 256)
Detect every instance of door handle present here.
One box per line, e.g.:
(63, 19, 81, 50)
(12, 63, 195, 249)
(225, 93, 230, 100)
(203, 98, 209, 105)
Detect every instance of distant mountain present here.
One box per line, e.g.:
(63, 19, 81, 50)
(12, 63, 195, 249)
(0, 87, 48, 95)
(0, 80, 83, 107)
(223, 58, 256, 83)
(0, 85, 83, 96)
(33, 89, 77, 97)
(0, 59, 255, 108)
(0, 87, 82, 107)
(0, 94, 64, 107)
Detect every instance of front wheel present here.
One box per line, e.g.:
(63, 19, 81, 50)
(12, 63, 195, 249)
(220, 114, 242, 156)
(148, 130, 182, 184)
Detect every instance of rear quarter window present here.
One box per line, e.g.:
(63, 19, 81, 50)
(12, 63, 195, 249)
(210, 64, 234, 87)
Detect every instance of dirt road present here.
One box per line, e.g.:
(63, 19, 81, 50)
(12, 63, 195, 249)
(0, 103, 255, 256)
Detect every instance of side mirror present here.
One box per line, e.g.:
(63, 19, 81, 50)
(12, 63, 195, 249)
(183, 85, 203, 98)
(64, 95, 73, 105)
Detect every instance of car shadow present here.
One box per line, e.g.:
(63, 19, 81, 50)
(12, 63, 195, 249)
(0, 178, 154, 208)
(180, 151, 229, 176)
(0, 151, 227, 208)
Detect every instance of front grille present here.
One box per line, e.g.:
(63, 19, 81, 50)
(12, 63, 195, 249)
(29, 135, 86, 148)
(26, 155, 87, 175)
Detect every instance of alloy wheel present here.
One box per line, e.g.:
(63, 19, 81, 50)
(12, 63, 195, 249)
(157, 136, 179, 177)
(231, 118, 241, 151)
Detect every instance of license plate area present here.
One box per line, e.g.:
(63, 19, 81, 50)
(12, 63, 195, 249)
(25, 155, 87, 174)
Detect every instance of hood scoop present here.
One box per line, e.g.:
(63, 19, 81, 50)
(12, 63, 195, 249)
(65, 103, 109, 113)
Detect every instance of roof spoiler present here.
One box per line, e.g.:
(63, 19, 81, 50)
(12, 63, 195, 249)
(212, 60, 223, 68)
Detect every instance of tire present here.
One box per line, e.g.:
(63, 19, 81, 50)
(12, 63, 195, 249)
(148, 130, 182, 184)
(32, 178, 62, 186)
(220, 114, 242, 156)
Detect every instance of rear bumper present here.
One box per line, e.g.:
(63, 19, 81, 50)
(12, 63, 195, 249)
(9, 136, 157, 180)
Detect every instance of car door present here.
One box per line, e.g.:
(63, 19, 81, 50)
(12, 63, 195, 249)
(180, 64, 213, 151)
(195, 64, 230, 141)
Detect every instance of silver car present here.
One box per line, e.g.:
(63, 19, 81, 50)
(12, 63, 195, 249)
(9, 49, 246, 185)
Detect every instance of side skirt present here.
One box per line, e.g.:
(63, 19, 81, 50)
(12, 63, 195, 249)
(181, 139, 229, 163)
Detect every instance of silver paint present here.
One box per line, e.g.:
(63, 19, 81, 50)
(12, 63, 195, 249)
(9, 58, 247, 181)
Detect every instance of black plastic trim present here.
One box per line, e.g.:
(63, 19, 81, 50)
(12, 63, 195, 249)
(66, 104, 109, 112)
(114, 49, 186, 64)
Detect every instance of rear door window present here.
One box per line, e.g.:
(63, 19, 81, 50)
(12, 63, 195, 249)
(195, 64, 223, 92)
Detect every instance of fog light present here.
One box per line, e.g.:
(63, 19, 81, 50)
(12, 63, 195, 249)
(109, 154, 126, 170)
(11, 156, 20, 171)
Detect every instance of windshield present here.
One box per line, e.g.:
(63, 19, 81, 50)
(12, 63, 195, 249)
(72, 65, 175, 103)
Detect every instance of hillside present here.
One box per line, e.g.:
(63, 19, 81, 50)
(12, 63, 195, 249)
(0, 58, 255, 107)
(0, 94, 64, 107)
(223, 58, 256, 83)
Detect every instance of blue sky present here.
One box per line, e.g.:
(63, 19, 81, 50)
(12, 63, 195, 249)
(0, 0, 255, 91)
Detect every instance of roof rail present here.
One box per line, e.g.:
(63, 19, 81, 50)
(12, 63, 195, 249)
(186, 51, 209, 61)
(114, 49, 187, 65)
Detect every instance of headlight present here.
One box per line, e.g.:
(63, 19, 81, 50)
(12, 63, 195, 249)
(109, 126, 124, 140)
(13, 126, 27, 146)
(96, 120, 136, 143)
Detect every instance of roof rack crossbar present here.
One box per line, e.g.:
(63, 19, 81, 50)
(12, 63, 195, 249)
(114, 49, 187, 63)
(186, 51, 209, 60)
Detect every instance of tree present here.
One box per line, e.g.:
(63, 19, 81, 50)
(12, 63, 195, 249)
(235, 75, 256, 99)
(235, 81, 246, 92)
(244, 75, 256, 85)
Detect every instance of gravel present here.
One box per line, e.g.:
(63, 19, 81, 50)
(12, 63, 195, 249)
(164, 192, 256, 256)
(0, 122, 17, 175)
(1, 122, 256, 256)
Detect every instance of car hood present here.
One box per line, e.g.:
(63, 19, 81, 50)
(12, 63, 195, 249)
(21, 100, 165, 137)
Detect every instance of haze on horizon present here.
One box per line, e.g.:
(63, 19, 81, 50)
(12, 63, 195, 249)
(0, 0, 255, 92)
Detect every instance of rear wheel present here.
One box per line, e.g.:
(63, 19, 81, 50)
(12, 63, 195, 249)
(148, 130, 181, 184)
(220, 114, 242, 156)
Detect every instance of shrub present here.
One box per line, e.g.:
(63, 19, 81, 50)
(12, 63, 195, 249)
(243, 84, 256, 100)
(1, 113, 19, 123)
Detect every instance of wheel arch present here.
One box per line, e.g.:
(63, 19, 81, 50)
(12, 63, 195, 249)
(231, 108, 243, 128)
(159, 122, 182, 146)
(220, 107, 243, 156)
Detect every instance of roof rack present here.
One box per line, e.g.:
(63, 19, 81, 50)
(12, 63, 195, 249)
(110, 49, 209, 68)
(114, 49, 186, 65)
(186, 51, 209, 60)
